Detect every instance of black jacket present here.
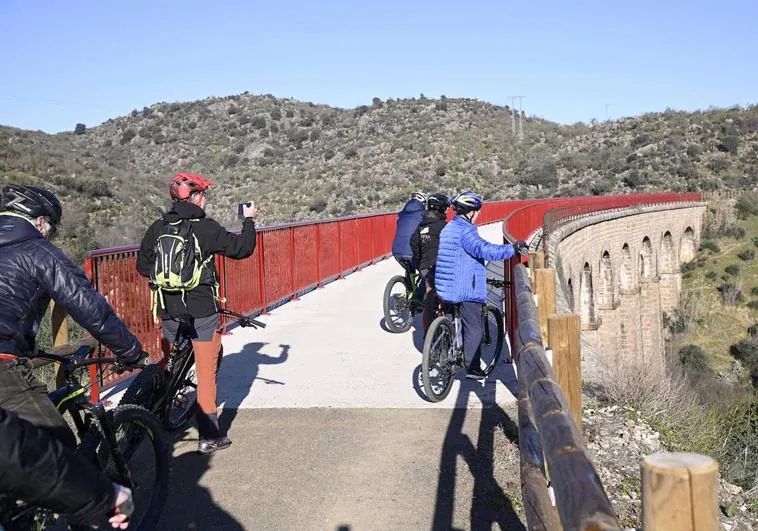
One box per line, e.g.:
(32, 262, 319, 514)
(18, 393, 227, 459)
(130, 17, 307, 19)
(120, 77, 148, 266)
(136, 201, 257, 319)
(0, 215, 141, 358)
(410, 210, 447, 272)
(0, 407, 114, 525)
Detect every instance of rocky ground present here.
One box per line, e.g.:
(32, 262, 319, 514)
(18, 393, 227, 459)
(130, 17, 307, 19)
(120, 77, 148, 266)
(582, 399, 757, 530)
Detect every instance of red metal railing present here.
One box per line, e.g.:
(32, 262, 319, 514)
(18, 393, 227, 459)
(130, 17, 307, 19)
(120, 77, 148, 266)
(85, 202, 515, 389)
(501, 192, 703, 349)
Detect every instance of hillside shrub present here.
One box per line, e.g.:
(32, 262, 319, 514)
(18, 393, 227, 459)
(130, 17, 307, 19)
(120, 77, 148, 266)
(725, 264, 741, 276)
(718, 282, 744, 304)
(736, 193, 758, 218)
(700, 240, 720, 253)
(678, 345, 710, 374)
(739, 249, 755, 261)
(705, 271, 717, 280)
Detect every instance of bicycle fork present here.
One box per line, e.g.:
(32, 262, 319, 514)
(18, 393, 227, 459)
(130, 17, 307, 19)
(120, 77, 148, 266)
(85, 402, 135, 489)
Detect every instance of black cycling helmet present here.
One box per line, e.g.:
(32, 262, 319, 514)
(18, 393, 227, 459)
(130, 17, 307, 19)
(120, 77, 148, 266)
(1, 184, 62, 225)
(427, 193, 449, 213)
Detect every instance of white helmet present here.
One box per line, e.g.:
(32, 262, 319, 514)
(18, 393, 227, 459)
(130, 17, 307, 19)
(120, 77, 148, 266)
(410, 191, 428, 204)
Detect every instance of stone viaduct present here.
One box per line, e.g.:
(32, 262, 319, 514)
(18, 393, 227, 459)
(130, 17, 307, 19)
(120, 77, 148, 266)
(542, 201, 707, 371)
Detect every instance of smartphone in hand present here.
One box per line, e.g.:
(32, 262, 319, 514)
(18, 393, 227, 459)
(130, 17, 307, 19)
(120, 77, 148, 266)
(238, 202, 253, 220)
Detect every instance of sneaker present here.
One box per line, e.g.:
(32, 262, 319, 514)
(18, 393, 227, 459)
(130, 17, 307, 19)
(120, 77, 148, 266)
(465, 365, 486, 380)
(198, 436, 232, 455)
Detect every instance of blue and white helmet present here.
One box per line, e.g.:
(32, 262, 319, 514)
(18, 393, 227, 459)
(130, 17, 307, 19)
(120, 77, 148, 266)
(451, 191, 483, 214)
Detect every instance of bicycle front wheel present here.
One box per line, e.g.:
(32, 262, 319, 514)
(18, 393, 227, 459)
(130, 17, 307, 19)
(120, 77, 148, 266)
(422, 316, 456, 402)
(383, 275, 413, 333)
(481, 306, 505, 376)
(80, 405, 170, 531)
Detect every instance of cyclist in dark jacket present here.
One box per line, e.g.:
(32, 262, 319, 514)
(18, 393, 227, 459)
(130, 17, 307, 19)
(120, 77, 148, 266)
(136, 172, 256, 454)
(391, 191, 427, 302)
(410, 193, 449, 331)
(0, 407, 132, 528)
(0, 184, 144, 527)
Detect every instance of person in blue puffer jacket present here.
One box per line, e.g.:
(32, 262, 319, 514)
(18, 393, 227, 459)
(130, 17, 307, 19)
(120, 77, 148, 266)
(435, 192, 529, 379)
(391, 191, 427, 299)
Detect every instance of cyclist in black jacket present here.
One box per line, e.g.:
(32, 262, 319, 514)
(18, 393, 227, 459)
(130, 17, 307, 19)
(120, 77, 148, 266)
(136, 172, 257, 454)
(410, 193, 450, 331)
(0, 184, 145, 527)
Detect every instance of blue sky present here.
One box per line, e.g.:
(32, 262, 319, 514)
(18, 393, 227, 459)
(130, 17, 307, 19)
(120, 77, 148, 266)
(1, 0, 756, 133)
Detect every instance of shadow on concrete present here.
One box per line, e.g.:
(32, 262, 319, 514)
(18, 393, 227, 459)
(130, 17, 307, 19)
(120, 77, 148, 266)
(432, 342, 525, 530)
(217, 342, 290, 434)
(157, 451, 245, 530)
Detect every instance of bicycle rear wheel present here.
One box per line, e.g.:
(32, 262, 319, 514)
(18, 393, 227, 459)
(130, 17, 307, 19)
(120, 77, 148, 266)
(481, 306, 505, 376)
(383, 275, 413, 333)
(422, 316, 456, 402)
(80, 405, 170, 531)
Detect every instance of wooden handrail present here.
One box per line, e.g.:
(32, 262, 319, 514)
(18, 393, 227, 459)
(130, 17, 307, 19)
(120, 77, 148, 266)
(513, 264, 620, 530)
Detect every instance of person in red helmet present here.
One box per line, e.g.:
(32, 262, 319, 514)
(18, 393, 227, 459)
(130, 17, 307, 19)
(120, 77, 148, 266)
(137, 173, 257, 454)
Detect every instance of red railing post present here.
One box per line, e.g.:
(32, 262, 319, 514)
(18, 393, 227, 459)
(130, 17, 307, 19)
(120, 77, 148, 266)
(355, 218, 362, 272)
(290, 228, 299, 300)
(338, 221, 344, 279)
(83, 257, 101, 403)
(316, 223, 323, 289)
(257, 233, 267, 314)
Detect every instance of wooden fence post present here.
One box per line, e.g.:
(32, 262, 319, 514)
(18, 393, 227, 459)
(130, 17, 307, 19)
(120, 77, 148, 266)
(642, 452, 719, 531)
(529, 251, 544, 289)
(50, 301, 69, 387)
(548, 314, 582, 432)
(535, 268, 556, 344)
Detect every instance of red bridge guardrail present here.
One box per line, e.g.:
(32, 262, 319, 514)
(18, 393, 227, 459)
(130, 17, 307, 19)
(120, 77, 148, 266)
(81, 201, 514, 390)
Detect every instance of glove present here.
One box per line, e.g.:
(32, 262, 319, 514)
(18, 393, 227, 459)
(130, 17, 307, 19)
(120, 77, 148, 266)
(117, 351, 150, 372)
(513, 241, 529, 256)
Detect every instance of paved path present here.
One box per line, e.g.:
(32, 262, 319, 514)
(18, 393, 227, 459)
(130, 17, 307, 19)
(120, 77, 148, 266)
(130, 223, 526, 530)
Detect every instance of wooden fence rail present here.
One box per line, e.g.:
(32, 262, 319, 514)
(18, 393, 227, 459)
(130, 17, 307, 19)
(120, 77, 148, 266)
(513, 264, 621, 530)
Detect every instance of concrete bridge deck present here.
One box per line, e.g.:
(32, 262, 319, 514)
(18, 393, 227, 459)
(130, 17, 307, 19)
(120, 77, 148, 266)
(137, 223, 525, 530)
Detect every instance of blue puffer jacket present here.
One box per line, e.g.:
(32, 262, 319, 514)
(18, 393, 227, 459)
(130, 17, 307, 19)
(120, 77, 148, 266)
(391, 198, 425, 259)
(435, 216, 516, 303)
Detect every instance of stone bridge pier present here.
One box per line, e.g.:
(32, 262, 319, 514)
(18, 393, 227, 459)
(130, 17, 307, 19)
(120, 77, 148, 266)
(545, 203, 706, 370)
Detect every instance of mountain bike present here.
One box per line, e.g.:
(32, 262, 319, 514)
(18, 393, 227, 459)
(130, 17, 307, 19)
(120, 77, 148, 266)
(119, 308, 265, 431)
(0, 346, 169, 530)
(383, 269, 424, 333)
(421, 278, 505, 402)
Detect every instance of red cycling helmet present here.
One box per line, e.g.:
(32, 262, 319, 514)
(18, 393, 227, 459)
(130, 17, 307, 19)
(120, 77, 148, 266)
(169, 173, 216, 200)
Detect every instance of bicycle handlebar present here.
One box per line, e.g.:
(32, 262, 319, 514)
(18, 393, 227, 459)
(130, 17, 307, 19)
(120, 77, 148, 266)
(486, 278, 506, 289)
(219, 308, 267, 329)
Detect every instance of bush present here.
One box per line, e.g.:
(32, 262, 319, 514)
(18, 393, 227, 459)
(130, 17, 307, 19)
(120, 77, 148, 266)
(718, 282, 744, 304)
(718, 134, 739, 154)
(748, 301, 758, 310)
(270, 109, 282, 121)
(285, 109, 295, 118)
(270, 123, 279, 134)
(222, 153, 239, 167)
(74, 123, 86, 135)
(251, 116, 267, 130)
(700, 240, 720, 253)
(749, 323, 758, 338)
(435, 165, 447, 177)
(736, 193, 758, 218)
(725, 264, 741, 276)
(753, 237, 758, 248)
(309, 198, 328, 212)
(738, 249, 755, 261)
(344, 147, 358, 159)
(730, 339, 758, 363)
(678, 345, 710, 373)
(119, 129, 136, 144)
(706, 271, 717, 280)
(323, 149, 335, 161)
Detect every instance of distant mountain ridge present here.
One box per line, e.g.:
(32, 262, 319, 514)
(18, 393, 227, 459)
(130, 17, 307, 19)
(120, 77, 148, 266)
(1, 92, 756, 260)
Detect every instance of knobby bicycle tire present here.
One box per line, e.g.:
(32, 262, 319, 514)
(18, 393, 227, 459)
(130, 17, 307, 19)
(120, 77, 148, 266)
(79, 405, 170, 531)
(383, 275, 413, 333)
(481, 305, 505, 376)
(422, 316, 456, 402)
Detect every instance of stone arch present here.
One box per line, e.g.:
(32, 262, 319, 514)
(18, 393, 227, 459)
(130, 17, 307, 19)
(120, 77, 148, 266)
(659, 231, 677, 273)
(619, 243, 634, 290)
(580, 262, 595, 324)
(639, 237, 654, 279)
(566, 278, 575, 311)
(598, 251, 614, 308)
(680, 227, 696, 263)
